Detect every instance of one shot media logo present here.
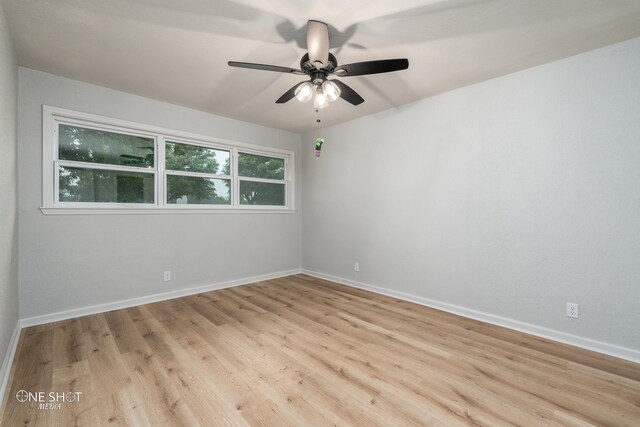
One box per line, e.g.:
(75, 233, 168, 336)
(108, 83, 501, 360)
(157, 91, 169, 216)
(16, 390, 82, 410)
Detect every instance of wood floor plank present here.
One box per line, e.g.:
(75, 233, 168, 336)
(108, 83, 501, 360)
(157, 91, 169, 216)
(103, 310, 148, 355)
(2, 274, 639, 426)
(121, 345, 199, 427)
(1, 328, 55, 426)
(52, 318, 87, 369)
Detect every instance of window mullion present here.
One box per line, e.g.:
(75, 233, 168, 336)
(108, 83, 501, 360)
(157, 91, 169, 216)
(285, 157, 289, 208)
(232, 148, 239, 207)
(57, 160, 156, 173)
(157, 136, 165, 207)
(237, 177, 286, 185)
(165, 170, 232, 180)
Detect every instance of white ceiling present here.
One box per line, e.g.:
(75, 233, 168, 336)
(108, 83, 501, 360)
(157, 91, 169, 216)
(4, 0, 640, 133)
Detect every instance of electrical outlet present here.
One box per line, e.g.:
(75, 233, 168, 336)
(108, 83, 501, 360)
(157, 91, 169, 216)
(566, 302, 579, 318)
(354, 262, 360, 272)
(164, 271, 171, 281)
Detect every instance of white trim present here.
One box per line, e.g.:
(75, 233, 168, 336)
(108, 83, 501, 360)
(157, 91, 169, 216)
(239, 177, 286, 185)
(302, 270, 640, 364)
(157, 136, 165, 207)
(20, 269, 302, 328)
(57, 160, 156, 173)
(42, 107, 55, 207)
(166, 170, 232, 180)
(40, 207, 295, 215)
(0, 322, 21, 409)
(232, 149, 239, 206)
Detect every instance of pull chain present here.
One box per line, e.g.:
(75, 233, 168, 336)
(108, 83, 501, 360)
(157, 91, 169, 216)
(315, 117, 324, 158)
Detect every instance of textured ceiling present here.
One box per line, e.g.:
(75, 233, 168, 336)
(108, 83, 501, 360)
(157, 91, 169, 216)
(4, 0, 640, 133)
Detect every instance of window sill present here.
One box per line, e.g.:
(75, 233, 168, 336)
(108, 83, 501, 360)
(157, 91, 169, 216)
(40, 206, 295, 215)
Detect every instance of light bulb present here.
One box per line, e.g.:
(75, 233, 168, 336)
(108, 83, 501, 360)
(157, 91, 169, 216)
(295, 82, 313, 103)
(314, 87, 329, 110)
(322, 80, 341, 102)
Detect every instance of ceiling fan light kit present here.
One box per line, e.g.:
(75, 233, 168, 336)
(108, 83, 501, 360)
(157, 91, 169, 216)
(314, 86, 329, 110)
(295, 82, 314, 103)
(322, 80, 341, 102)
(228, 20, 409, 110)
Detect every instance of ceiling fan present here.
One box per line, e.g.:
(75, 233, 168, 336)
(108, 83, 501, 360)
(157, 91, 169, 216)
(228, 20, 409, 110)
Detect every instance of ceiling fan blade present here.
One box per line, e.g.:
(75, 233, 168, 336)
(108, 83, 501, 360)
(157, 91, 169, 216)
(276, 82, 306, 104)
(228, 61, 305, 75)
(333, 58, 409, 77)
(332, 79, 364, 105)
(307, 20, 329, 69)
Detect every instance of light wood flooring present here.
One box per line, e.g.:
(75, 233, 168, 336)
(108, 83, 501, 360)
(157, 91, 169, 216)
(1, 274, 640, 426)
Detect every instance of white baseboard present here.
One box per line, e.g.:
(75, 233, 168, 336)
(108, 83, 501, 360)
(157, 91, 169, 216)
(20, 269, 302, 328)
(15, 268, 640, 365)
(0, 321, 21, 409)
(302, 269, 640, 364)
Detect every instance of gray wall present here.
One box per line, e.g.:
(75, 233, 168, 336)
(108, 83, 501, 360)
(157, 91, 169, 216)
(11, 32, 640, 355)
(302, 37, 640, 352)
(0, 2, 18, 361)
(18, 68, 301, 318)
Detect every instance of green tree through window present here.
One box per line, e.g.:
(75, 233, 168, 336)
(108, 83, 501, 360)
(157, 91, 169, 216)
(165, 142, 230, 204)
(58, 125, 155, 203)
(227, 153, 286, 206)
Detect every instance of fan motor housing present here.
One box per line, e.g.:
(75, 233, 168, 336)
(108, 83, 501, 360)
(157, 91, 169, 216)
(300, 53, 337, 74)
(311, 71, 326, 85)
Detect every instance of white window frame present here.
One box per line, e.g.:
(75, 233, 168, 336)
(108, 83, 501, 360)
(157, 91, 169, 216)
(53, 118, 158, 208)
(42, 106, 295, 214)
(237, 149, 290, 209)
(163, 138, 233, 208)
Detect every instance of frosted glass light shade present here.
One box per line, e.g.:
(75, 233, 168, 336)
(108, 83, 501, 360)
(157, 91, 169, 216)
(295, 82, 314, 103)
(314, 87, 329, 109)
(323, 80, 341, 102)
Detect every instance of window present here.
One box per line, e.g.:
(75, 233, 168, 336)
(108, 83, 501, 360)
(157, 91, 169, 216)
(238, 152, 287, 206)
(56, 124, 156, 205)
(42, 106, 294, 213)
(165, 142, 231, 205)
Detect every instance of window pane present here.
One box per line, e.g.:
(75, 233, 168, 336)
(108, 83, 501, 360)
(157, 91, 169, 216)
(59, 166, 154, 203)
(59, 124, 154, 168)
(239, 181, 285, 206)
(238, 153, 284, 180)
(166, 175, 230, 205)
(165, 142, 230, 175)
